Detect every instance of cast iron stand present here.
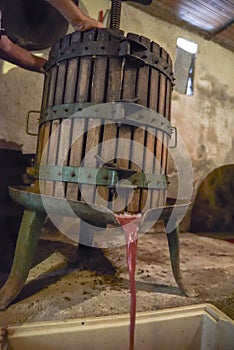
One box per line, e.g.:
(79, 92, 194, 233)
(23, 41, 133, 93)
(0, 186, 195, 310)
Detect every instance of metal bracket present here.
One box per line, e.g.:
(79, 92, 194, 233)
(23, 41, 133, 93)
(170, 126, 178, 148)
(32, 165, 167, 190)
(26, 110, 40, 136)
(119, 40, 175, 83)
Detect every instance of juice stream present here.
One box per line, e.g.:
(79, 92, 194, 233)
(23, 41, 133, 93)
(116, 214, 142, 350)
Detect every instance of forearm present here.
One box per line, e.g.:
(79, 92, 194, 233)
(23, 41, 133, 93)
(0, 36, 46, 73)
(46, 0, 103, 30)
(46, 0, 85, 26)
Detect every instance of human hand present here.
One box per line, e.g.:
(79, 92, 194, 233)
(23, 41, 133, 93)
(72, 14, 103, 31)
(32, 56, 47, 74)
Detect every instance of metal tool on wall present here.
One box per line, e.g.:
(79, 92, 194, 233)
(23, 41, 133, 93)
(0, 0, 194, 310)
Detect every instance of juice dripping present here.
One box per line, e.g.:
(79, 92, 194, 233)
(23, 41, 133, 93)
(115, 213, 142, 350)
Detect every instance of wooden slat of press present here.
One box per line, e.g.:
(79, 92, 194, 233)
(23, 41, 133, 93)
(141, 126, 156, 212)
(35, 69, 51, 170)
(139, 37, 157, 213)
(36, 62, 54, 180)
(79, 29, 108, 205)
(41, 69, 51, 111)
(34, 124, 45, 193)
(163, 54, 173, 184)
(96, 32, 121, 208)
(156, 47, 168, 207)
(37, 72, 50, 156)
(65, 32, 83, 200)
(54, 35, 72, 198)
(45, 37, 68, 197)
(160, 48, 170, 205)
(84, 58, 108, 204)
(127, 36, 149, 214)
(162, 52, 172, 176)
(36, 124, 45, 166)
(112, 124, 133, 213)
(75, 29, 96, 103)
(149, 42, 160, 208)
(165, 55, 173, 123)
(38, 40, 60, 194)
(55, 33, 81, 199)
(40, 64, 58, 195)
(113, 47, 138, 213)
(39, 123, 51, 195)
(75, 30, 96, 202)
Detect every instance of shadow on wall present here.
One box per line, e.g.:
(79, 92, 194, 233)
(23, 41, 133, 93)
(190, 165, 234, 232)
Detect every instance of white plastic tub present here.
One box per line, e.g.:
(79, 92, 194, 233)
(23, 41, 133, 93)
(3, 304, 234, 350)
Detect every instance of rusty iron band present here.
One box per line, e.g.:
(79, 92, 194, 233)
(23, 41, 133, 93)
(46, 40, 174, 83)
(40, 102, 172, 136)
(32, 165, 167, 190)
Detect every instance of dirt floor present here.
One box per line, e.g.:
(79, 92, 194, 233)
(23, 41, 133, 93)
(0, 222, 233, 326)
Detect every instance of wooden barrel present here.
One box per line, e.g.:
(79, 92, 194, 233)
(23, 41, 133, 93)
(35, 28, 174, 214)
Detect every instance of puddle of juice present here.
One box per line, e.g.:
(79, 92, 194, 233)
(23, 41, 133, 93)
(115, 213, 142, 350)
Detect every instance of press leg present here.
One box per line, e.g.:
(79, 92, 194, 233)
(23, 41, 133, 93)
(164, 219, 197, 297)
(78, 220, 96, 247)
(77, 221, 115, 275)
(0, 210, 46, 310)
(78, 220, 108, 247)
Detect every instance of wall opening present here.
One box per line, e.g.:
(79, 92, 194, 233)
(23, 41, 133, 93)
(190, 165, 234, 233)
(174, 37, 198, 96)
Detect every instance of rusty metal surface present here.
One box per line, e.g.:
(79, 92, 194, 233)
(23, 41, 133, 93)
(9, 186, 190, 230)
(0, 186, 193, 308)
(31, 165, 168, 190)
(39, 102, 172, 135)
(45, 29, 175, 82)
(9, 186, 120, 227)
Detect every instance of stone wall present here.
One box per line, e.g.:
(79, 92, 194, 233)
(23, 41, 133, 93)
(0, 0, 233, 230)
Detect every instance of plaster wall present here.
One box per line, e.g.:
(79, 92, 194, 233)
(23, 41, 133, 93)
(0, 0, 233, 228)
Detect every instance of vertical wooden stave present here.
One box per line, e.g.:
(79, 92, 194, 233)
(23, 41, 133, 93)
(79, 29, 109, 205)
(53, 35, 72, 198)
(71, 29, 96, 202)
(83, 30, 109, 205)
(96, 33, 122, 209)
(149, 41, 160, 208)
(65, 32, 83, 201)
(36, 67, 51, 166)
(113, 36, 138, 213)
(40, 45, 59, 196)
(158, 47, 169, 206)
(127, 36, 150, 214)
(43, 35, 69, 198)
(162, 53, 173, 177)
(165, 55, 173, 123)
(139, 38, 159, 212)
(163, 54, 173, 193)
(152, 46, 167, 207)
(35, 48, 58, 194)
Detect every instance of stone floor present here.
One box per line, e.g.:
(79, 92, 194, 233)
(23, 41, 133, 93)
(0, 223, 234, 326)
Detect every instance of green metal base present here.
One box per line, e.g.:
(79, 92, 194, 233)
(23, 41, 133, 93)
(164, 222, 198, 298)
(9, 186, 119, 227)
(0, 186, 194, 309)
(0, 210, 46, 310)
